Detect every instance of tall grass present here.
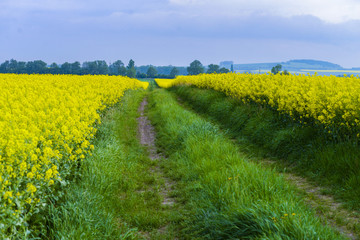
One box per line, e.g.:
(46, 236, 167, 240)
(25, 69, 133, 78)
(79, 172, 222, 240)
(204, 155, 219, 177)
(171, 85, 360, 211)
(45, 89, 179, 239)
(147, 89, 345, 239)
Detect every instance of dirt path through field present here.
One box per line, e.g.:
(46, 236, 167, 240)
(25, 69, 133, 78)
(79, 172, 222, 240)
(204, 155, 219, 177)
(137, 97, 176, 238)
(262, 160, 359, 240)
(286, 174, 359, 239)
(137, 98, 161, 159)
(175, 95, 360, 239)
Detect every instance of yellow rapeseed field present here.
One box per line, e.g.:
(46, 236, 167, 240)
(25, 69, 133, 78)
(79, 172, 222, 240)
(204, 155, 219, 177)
(172, 73, 360, 136)
(155, 78, 177, 88)
(0, 74, 147, 237)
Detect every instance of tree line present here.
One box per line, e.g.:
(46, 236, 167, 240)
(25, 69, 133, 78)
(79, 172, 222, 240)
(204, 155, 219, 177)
(187, 60, 230, 75)
(0, 59, 136, 76)
(0, 59, 231, 78)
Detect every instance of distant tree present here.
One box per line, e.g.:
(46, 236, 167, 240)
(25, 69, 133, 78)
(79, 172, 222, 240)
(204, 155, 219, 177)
(207, 64, 220, 74)
(136, 72, 147, 78)
(0, 59, 26, 73)
(146, 65, 158, 78)
(61, 62, 72, 74)
(49, 63, 60, 74)
(0, 60, 9, 73)
(282, 69, 290, 75)
(97, 60, 109, 75)
(26, 60, 47, 74)
(83, 61, 96, 74)
(169, 67, 179, 78)
(127, 59, 136, 78)
(8, 59, 18, 73)
(71, 61, 82, 75)
(127, 59, 135, 69)
(17, 61, 26, 73)
(109, 60, 126, 76)
(271, 64, 282, 74)
(231, 64, 234, 72)
(219, 67, 230, 73)
(187, 60, 204, 75)
(82, 60, 109, 75)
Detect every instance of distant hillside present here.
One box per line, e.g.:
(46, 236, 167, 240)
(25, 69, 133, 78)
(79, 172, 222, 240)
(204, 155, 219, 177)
(283, 59, 343, 70)
(233, 59, 344, 71)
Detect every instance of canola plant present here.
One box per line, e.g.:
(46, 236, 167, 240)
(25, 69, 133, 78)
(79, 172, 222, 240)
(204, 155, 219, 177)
(169, 73, 360, 137)
(0, 74, 147, 237)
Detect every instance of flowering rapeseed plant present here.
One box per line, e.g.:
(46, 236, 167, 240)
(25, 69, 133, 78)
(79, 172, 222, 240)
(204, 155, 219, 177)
(155, 78, 177, 88)
(0, 74, 147, 238)
(173, 73, 360, 137)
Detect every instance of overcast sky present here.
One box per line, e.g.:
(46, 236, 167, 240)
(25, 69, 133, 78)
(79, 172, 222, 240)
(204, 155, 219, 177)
(1, 0, 359, 67)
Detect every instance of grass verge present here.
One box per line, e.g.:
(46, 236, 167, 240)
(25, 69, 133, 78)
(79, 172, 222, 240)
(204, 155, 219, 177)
(45, 89, 180, 239)
(147, 88, 347, 239)
(170, 85, 360, 211)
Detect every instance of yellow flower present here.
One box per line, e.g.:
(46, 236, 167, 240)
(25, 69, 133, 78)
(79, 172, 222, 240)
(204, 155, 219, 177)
(26, 183, 37, 193)
(172, 73, 360, 136)
(0, 73, 146, 231)
(27, 172, 34, 179)
(4, 191, 13, 199)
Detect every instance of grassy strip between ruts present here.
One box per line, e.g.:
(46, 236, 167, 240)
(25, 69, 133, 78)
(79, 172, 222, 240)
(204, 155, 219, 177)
(45, 89, 180, 239)
(169, 85, 360, 238)
(147, 88, 346, 239)
(169, 86, 360, 211)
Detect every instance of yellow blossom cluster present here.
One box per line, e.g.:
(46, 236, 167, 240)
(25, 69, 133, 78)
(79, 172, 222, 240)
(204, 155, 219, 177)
(0, 74, 147, 237)
(155, 78, 177, 88)
(172, 73, 360, 136)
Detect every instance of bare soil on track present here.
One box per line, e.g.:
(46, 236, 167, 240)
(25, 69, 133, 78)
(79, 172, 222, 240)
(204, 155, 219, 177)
(137, 98, 176, 239)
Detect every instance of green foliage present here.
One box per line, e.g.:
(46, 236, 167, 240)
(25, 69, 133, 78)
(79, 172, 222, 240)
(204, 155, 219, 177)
(127, 59, 136, 78)
(169, 67, 179, 78)
(171, 85, 360, 211)
(46, 90, 180, 239)
(146, 65, 158, 78)
(109, 60, 127, 76)
(82, 60, 109, 75)
(0, 58, 128, 75)
(187, 60, 205, 75)
(147, 88, 345, 239)
(127, 65, 136, 78)
(219, 67, 230, 73)
(207, 64, 220, 74)
(0, 59, 189, 77)
(271, 64, 282, 74)
(206, 64, 230, 74)
(282, 69, 290, 75)
(136, 65, 187, 76)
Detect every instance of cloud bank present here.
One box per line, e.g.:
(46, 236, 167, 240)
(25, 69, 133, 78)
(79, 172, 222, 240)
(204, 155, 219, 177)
(0, 0, 359, 67)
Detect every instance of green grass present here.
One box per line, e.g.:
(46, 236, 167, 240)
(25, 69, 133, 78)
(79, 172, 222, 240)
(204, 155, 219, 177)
(170, 85, 360, 212)
(45, 89, 180, 239)
(147, 88, 346, 239)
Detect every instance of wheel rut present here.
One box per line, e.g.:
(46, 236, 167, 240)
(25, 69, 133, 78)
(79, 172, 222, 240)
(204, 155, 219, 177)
(137, 97, 176, 239)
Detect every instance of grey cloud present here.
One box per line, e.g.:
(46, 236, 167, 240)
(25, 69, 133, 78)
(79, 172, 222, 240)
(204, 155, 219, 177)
(0, 0, 359, 68)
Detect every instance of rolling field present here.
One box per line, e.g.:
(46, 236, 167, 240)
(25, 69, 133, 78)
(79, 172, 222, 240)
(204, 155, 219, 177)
(1, 73, 360, 239)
